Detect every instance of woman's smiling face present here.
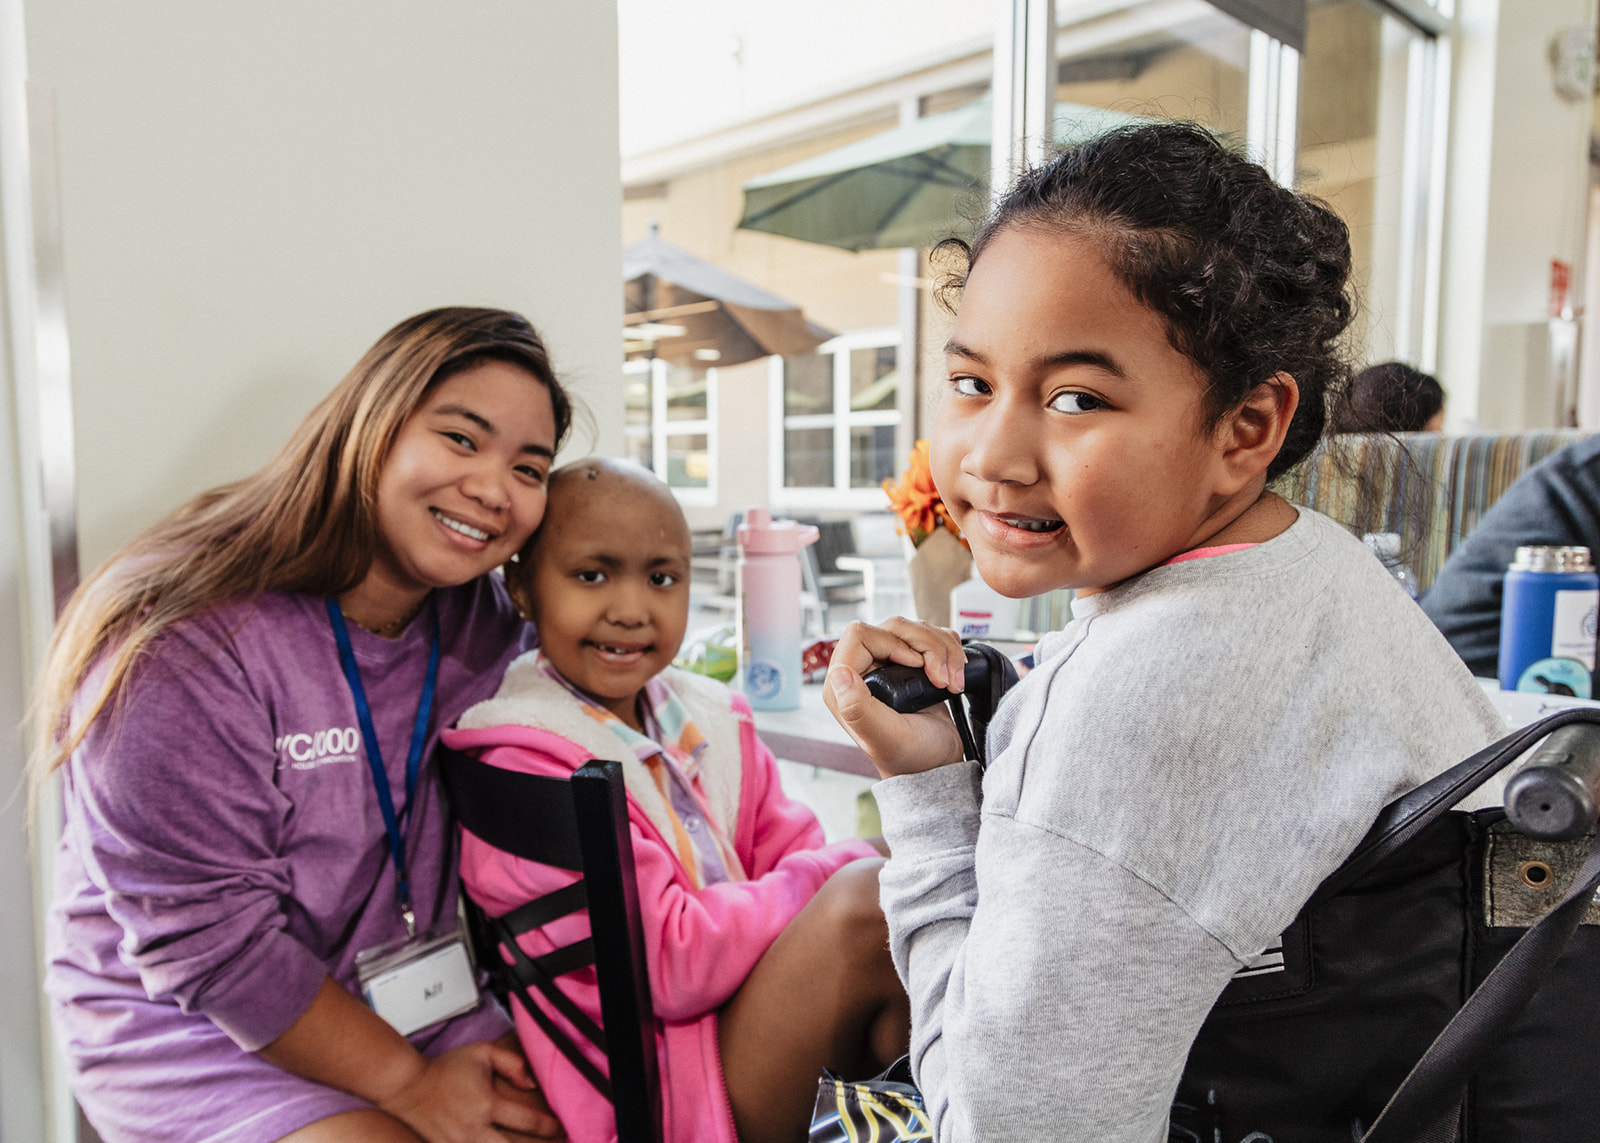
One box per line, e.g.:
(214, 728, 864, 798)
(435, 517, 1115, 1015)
(931, 225, 1244, 599)
(369, 359, 557, 602)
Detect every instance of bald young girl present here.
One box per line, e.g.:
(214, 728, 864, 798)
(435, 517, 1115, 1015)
(445, 459, 908, 1143)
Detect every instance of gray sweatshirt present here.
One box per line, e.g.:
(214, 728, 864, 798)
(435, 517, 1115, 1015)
(875, 509, 1506, 1141)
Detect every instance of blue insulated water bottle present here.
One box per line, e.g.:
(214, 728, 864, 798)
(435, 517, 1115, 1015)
(1499, 546, 1600, 697)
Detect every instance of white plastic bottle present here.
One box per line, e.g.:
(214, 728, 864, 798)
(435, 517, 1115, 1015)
(1363, 532, 1419, 600)
(736, 509, 819, 711)
(950, 573, 1020, 640)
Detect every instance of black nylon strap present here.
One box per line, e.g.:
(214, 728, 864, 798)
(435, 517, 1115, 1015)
(529, 937, 598, 983)
(1410, 1105, 1460, 1143)
(493, 916, 609, 1059)
(500, 953, 612, 1100)
(1318, 707, 1600, 902)
(1362, 827, 1600, 1141)
(946, 696, 980, 768)
(948, 641, 1018, 771)
(1321, 709, 1600, 902)
(497, 881, 589, 939)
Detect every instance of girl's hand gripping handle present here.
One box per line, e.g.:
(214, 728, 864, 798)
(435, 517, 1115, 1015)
(864, 644, 1017, 769)
(823, 618, 968, 778)
(863, 648, 1003, 712)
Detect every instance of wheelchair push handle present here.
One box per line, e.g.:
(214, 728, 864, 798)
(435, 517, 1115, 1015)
(863, 649, 995, 713)
(861, 643, 1019, 769)
(1505, 723, 1600, 840)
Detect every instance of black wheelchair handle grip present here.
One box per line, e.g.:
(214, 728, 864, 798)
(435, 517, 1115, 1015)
(1505, 723, 1600, 840)
(863, 649, 989, 714)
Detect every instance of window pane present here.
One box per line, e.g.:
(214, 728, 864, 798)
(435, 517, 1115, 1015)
(784, 427, 833, 488)
(849, 424, 897, 488)
(784, 354, 833, 416)
(1300, 2, 1381, 145)
(850, 346, 898, 412)
(1297, 2, 1423, 363)
(666, 433, 709, 487)
(1055, 3, 1250, 139)
(624, 371, 651, 430)
(665, 364, 708, 422)
(624, 431, 653, 474)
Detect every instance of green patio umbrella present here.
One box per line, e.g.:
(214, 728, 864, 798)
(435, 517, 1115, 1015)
(737, 96, 1148, 253)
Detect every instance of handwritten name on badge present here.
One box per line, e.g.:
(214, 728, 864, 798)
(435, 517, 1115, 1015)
(363, 940, 478, 1036)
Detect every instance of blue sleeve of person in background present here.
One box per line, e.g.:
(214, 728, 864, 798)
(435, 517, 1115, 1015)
(1422, 435, 1600, 678)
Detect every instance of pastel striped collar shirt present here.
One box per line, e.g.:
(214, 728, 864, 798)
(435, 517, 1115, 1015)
(534, 654, 745, 888)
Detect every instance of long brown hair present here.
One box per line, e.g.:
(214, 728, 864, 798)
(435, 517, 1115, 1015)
(35, 306, 573, 773)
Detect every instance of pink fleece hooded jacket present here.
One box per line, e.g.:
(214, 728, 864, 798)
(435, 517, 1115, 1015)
(445, 658, 877, 1143)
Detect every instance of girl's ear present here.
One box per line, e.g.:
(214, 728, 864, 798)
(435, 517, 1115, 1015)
(505, 554, 538, 621)
(1216, 372, 1299, 491)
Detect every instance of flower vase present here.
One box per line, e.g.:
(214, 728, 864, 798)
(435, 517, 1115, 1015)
(904, 529, 972, 628)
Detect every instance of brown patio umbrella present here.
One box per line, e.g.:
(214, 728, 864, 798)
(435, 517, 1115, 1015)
(624, 223, 832, 368)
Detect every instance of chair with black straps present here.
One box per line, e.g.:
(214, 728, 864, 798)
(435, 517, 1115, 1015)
(438, 747, 663, 1143)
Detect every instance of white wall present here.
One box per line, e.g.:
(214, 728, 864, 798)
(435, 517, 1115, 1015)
(0, 5, 621, 1140)
(30, 1, 624, 571)
(1440, 0, 1596, 429)
(0, 68, 49, 1132)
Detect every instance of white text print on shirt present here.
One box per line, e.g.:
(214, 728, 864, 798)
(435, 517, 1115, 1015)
(275, 726, 361, 770)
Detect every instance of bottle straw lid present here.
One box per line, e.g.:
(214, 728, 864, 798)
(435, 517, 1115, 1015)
(737, 507, 819, 555)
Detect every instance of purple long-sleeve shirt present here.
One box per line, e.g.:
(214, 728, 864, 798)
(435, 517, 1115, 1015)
(46, 578, 533, 1140)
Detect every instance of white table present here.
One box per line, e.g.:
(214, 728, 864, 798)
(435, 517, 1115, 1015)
(1480, 678, 1600, 729)
(750, 682, 878, 778)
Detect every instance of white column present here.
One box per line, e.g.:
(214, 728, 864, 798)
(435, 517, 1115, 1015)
(0, 4, 78, 1140)
(991, 0, 1056, 202)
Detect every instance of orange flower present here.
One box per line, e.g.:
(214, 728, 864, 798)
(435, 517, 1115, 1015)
(882, 440, 965, 548)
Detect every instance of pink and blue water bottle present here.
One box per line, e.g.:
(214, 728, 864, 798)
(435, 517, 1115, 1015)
(1499, 545, 1600, 697)
(735, 509, 819, 711)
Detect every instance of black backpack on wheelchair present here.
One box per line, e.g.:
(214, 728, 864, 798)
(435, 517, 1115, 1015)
(1174, 709, 1600, 1143)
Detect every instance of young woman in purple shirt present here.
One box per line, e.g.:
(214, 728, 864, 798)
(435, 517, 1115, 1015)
(40, 308, 572, 1143)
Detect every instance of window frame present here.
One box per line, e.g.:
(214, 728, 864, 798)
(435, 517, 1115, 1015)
(769, 326, 904, 511)
(623, 356, 717, 507)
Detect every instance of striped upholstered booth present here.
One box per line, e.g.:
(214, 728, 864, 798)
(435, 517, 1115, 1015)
(1275, 431, 1594, 593)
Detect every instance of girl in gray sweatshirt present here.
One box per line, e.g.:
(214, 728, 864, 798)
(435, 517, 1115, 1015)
(824, 123, 1505, 1142)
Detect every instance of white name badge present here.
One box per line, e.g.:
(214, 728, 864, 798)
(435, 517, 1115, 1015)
(356, 929, 479, 1037)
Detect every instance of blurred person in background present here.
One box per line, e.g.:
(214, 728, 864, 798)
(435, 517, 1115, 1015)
(1328, 361, 1445, 434)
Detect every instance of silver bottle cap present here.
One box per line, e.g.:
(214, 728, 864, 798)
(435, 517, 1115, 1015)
(1510, 545, 1594, 573)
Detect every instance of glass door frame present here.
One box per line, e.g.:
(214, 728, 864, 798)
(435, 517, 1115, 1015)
(995, 0, 1453, 370)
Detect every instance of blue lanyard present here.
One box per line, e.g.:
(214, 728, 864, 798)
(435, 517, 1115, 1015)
(326, 598, 441, 938)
